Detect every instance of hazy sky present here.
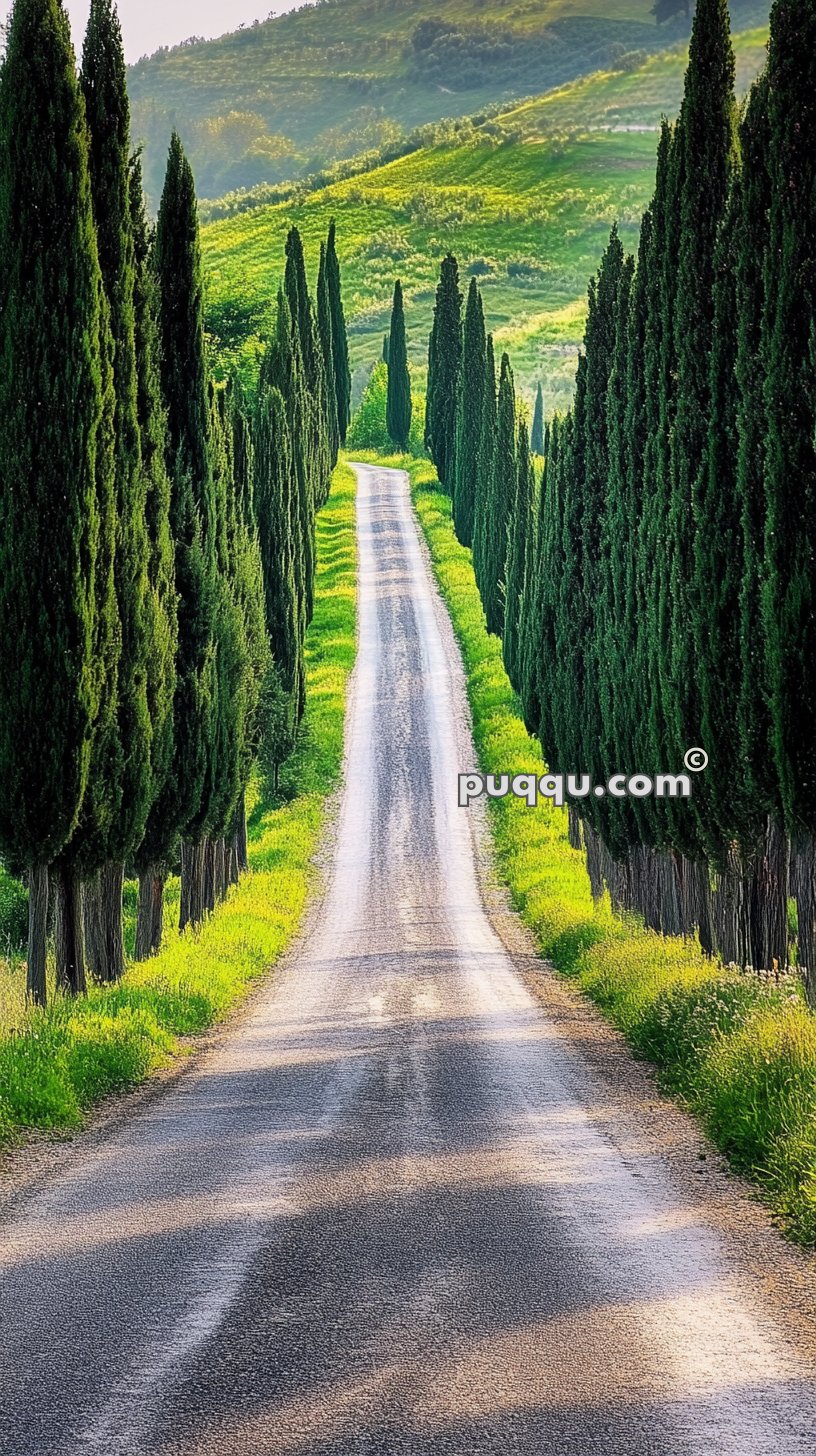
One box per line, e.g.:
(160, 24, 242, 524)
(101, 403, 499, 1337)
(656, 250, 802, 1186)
(1, 1, 304, 63)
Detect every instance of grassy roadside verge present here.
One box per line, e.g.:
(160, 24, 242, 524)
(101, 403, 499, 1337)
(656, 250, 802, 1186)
(0, 460, 356, 1145)
(396, 453, 816, 1245)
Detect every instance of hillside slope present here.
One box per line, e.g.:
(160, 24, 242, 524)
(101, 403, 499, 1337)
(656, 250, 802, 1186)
(129, 0, 769, 204)
(200, 26, 768, 413)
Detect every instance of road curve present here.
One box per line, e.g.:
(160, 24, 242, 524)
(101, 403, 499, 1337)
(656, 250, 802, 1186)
(2, 463, 816, 1454)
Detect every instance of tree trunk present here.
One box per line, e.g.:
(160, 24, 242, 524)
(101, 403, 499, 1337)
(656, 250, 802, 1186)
(54, 862, 86, 997)
(84, 862, 126, 982)
(135, 865, 165, 960)
(180, 840, 206, 932)
(83, 871, 104, 979)
(213, 838, 228, 903)
(794, 833, 816, 1008)
(26, 862, 49, 1007)
(226, 839, 240, 888)
(203, 837, 216, 914)
(235, 790, 248, 874)
(748, 817, 790, 974)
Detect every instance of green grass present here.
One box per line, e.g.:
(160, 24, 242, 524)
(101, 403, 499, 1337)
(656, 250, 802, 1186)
(200, 27, 767, 416)
(401, 455, 816, 1245)
(0, 460, 357, 1146)
(128, 0, 740, 205)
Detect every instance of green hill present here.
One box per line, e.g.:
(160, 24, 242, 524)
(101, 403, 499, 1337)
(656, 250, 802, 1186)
(129, 0, 769, 205)
(200, 25, 768, 414)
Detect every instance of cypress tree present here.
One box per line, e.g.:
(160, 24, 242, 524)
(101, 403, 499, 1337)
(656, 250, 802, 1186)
(263, 285, 314, 648)
(552, 358, 587, 801)
(155, 133, 217, 930)
(203, 386, 249, 912)
(502, 419, 534, 691)
(531, 383, 545, 456)
(735, 74, 772, 834)
(596, 251, 636, 861)
(129, 154, 178, 961)
(326, 219, 351, 445)
(227, 384, 266, 877)
(665, 0, 736, 851)
(472, 333, 497, 594)
(382, 334, 390, 364)
(425, 253, 462, 492)
(524, 416, 566, 752)
(480, 352, 516, 637)
(317, 240, 340, 469)
(641, 121, 685, 851)
(575, 228, 626, 845)
(0, 0, 107, 1003)
(284, 225, 331, 508)
(386, 280, 412, 450)
(762, 0, 816, 997)
(254, 385, 301, 774)
(453, 279, 486, 548)
(80, 0, 154, 981)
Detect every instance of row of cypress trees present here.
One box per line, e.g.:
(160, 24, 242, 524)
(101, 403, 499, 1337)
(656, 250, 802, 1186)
(0, 0, 350, 1005)
(438, 0, 816, 1002)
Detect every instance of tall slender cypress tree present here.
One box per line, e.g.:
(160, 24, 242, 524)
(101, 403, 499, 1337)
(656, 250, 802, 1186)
(386, 280, 412, 450)
(317, 241, 340, 469)
(762, 0, 816, 998)
(81, 0, 154, 981)
(480, 352, 516, 637)
(155, 133, 217, 930)
(472, 334, 496, 593)
(254, 384, 302, 733)
(263, 284, 314, 648)
(502, 419, 534, 691)
(130, 155, 178, 961)
(425, 253, 462, 492)
(326, 219, 351, 446)
(531, 383, 545, 456)
(0, 0, 106, 1003)
(453, 279, 486, 548)
(666, 0, 736, 854)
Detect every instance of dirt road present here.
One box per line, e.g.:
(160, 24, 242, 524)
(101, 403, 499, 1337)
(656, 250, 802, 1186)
(2, 464, 815, 1454)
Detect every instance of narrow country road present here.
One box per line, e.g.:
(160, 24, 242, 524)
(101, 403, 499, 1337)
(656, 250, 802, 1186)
(2, 463, 816, 1455)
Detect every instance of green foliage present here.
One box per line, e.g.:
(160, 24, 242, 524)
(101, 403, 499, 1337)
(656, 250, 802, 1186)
(386, 280, 412, 450)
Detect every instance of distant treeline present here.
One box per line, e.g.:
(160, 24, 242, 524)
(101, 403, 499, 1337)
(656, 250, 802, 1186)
(421, 0, 816, 1003)
(0, 0, 350, 1006)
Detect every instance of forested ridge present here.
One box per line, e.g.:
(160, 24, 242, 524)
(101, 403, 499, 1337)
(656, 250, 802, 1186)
(418, 0, 816, 1004)
(0, 0, 350, 1008)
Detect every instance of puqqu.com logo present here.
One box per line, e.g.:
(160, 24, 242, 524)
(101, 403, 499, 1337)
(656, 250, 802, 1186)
(459, 749, 708, 808)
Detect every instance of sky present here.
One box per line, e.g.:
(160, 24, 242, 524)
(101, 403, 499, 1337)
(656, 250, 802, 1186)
(0, 1, 304, 63)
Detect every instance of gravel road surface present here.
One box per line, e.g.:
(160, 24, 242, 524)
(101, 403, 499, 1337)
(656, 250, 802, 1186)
(2, 463, 815, 1455)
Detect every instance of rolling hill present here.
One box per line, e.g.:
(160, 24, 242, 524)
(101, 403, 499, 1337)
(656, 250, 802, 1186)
(199, 25, 769, 415)
(128, 0, 770, 205)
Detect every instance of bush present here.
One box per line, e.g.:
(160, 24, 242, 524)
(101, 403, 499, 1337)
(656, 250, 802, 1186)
(0, 866, 27, 953)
